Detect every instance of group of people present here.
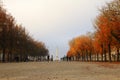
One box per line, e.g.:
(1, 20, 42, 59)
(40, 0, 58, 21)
(47, 55, 53, 62)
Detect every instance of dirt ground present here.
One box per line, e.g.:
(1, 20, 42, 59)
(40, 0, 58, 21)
(0, 61, 120, 80)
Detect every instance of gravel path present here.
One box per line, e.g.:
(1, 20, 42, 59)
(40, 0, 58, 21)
(0, 62, 120, 80)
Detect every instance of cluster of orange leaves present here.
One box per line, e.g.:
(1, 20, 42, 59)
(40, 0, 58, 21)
(67, 0, 120, 58)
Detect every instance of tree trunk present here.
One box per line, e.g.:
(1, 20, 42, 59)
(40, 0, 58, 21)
(108, 44, 112, 62)
(9, 50, 13, 62)
(96, 53, 99, 62)
(104, 49, 107, 62)
(117, 48, 120, 62)
(86, 51, 88, 61)
(94, 53, 96, 62)
(89, 52, 92, 61)
(101, 53, 103, 62)
(2, 48, 6, 62)
(82, 53, 84, 61)
(7, 53, 9, 62)
(101, 44, 104, 62)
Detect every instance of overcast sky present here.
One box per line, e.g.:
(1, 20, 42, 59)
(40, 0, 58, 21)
(3, 0, 112, 59)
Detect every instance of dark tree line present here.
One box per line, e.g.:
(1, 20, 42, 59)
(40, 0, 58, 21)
(0, 3, 49, 62)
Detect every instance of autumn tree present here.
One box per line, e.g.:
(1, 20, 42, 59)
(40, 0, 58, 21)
(67, 35, 94, 61)
(94, 0, 120, 62)
(67, 0, 120, 62)
(0, 2, 49, 62)
(0, 5, 8, 62)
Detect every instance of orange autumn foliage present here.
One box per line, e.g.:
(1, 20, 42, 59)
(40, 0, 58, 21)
(66, 0, 120, 62)
(67, 35, 93, 58)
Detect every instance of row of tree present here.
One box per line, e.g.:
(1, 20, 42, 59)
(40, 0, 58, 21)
(67, 0, 120, 62)
(0, 2, 49, 62)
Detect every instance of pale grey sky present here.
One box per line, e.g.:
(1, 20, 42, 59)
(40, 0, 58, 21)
(3, 0, 112, 59)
